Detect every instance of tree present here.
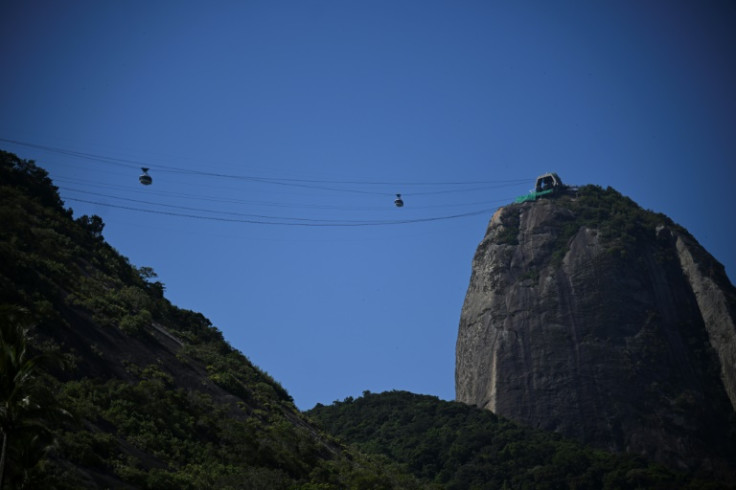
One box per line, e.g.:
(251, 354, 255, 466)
(0, 306, 67, 489)
(76, 215, 105, 240)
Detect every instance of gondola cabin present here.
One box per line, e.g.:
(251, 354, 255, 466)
(139, 168, 153, 185)
(514, 173, 565, 203)
(534, 172, 563, 193)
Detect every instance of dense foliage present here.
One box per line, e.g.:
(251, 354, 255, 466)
(551, 185, 689, 263)
(0, 150, 422, 488)
(308, 391, 733, 489)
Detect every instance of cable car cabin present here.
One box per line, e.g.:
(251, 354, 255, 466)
(514, 173, 565, 203)
(394, 194, 404, 207)
(139, 168, 152, 185)
(535, 172, 563, 193)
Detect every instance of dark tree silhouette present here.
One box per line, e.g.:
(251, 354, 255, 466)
(0, 306, 67, 490)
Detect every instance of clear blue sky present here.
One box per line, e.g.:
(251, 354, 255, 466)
(2, 1, 734, 410)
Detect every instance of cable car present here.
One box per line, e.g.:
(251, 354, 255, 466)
(139, 167, 152, 185)
(394, 193, 404, 207)
(514, 173, 565, 203)
(534, 172, 563, 193)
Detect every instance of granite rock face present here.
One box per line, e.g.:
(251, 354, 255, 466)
(455, 187, 736, 474)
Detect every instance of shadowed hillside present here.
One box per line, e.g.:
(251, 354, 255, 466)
(0, 150, 421, 489)
(308, 390, 733, 489)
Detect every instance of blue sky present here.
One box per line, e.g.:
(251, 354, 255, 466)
(2, 1, 734, 410)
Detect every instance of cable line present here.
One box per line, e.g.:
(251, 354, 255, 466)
(63, 188, 388, 223)
(4, 136, 528, 227)
(1, 137, 529, 193)
(66, 197, 496, 227)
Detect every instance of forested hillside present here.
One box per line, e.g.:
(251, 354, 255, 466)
(0, 150, 421, 488)
(308, 391, 733, 489)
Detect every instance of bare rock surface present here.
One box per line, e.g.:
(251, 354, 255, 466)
(456, 187, 736, 475)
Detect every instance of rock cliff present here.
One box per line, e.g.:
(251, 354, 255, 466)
(455, 185, 736, 475)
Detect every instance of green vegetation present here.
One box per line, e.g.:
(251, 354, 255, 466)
(560, 185, 685, 259)
(518, 185, 690, 267)
(0, 306, 69, 490)
(0, 150, 422, 488)
(495, 209, 520, 245)
(2, 151, 732, 488)
(308, 391, 732, 489)
(503, 185, 683, 266)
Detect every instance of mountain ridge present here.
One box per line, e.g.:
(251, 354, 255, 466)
(308, 390, 733, 489)
(0, 149, 422, 488)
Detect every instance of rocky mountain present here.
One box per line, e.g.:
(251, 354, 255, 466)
(455, 184, 736, 478)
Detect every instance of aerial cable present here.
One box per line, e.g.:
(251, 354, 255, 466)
(61, 184, 513, 213)
(60, 186, 375, 211)
(0, 138, 149, 169)
(158, 166, 528, 188)
(406, 183, 524, 197)
(65, 197, 496, 227)
(1, 137, 529, 189)
(63, 188, 393, 224)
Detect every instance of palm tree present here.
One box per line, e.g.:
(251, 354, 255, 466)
(0, 306, 66, 490)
